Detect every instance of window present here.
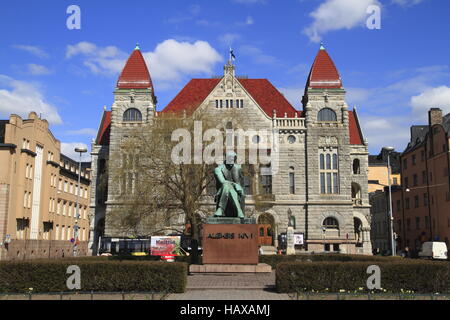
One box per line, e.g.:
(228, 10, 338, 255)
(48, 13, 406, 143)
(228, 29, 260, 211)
(424, 193, 428, 206)
(415, 217, 420, 230)
(317, 108, 337, 122)
(396, 200, 401, 212)
(414, 195, 419, 208)
(289, 167, 295, 194)
(319, 149, 339, 194)
(352, 159, 360, 174)
(398, 219, 402, 232)
(287, 135, 296, 144)
(393, 177, 398, 185)
(260, 167, 272, 195)
(16, 219, 28, 239)
(425, 216, 429, 229)
(422, 171, 427, 184)
(404, 177, 409, 188)
(412, 155, 416, 165)
(323, 217, 339, 229)
(403, 158, 408, 169)
(405, 198, 410, 209)
(406, 218, 410, 230)
(123, 108, 142, 122)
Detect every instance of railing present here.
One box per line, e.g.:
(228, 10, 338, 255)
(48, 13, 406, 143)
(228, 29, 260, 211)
(274, 118, 306, 130)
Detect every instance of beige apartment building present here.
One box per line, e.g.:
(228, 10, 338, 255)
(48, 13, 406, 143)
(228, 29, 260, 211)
(0, 112, 91, 260)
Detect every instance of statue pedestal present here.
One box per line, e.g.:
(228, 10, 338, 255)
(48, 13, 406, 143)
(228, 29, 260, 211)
(202, 223, 258, 265)
(286, 226, 295, 255)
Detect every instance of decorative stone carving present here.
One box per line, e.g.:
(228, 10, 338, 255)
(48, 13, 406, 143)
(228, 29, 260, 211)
(318, 136, 338, 146)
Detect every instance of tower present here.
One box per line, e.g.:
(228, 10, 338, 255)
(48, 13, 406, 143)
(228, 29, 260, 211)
(106, 44, 156, 237)
(302, 44, 371, 254)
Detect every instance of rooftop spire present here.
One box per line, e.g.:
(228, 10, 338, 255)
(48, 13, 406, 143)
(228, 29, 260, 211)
(135, 43, 140, 50)
(117, 46, 153, 89)
(305, 46, 342, 89)
(320, 42, 325, 50)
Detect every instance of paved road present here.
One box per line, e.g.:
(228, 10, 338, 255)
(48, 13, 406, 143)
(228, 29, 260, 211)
(166, 271, 294, 300)
(167, 289, 293, 300)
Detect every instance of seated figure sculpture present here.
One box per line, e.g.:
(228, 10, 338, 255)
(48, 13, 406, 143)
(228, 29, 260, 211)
(214, 152, 245, 218)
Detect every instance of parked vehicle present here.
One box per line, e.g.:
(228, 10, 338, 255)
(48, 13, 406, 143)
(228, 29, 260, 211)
(418, 241, 448, 260)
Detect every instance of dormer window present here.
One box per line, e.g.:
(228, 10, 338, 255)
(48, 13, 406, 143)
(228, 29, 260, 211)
(123, 108, 142, 122)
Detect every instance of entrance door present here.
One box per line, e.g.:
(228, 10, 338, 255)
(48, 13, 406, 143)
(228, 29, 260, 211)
(258, 224, 273, 246)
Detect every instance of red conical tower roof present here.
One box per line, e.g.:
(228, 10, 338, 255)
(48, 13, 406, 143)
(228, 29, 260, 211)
(306, 44, 342, 89)
(117, 45, 153, 89)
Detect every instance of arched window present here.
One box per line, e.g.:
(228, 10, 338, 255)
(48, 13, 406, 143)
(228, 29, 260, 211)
(353, 159, 360, 174)
(317, 108, 337, 122)
(323, 217, 339, 230)
(123, 108, 142, 122)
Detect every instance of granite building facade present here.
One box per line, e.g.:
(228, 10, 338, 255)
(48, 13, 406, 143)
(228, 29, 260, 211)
(90, 44, 372, 255)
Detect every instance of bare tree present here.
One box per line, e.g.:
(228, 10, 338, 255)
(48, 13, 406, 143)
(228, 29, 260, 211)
(108, 110, 271, 262)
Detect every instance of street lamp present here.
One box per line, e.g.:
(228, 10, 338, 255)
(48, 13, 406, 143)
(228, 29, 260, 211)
(383, 146, 396, 256)
(74, 147, 87, 257)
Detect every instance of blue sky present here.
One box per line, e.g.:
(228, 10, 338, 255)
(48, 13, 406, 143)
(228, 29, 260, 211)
(1, 0, 449, 160)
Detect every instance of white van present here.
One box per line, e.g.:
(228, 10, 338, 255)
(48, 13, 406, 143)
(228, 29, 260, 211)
(418, 242, 448, 260)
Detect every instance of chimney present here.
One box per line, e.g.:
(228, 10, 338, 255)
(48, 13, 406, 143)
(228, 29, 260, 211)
(428, 108, 442, 126)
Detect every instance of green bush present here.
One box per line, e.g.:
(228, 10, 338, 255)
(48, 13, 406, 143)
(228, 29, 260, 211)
(260, 254, 399, 269)
(0, 260, 187, 294)
(276, 260, 450, 294)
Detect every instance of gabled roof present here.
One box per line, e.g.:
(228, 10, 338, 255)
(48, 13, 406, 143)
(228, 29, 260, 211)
(95, 110, 111, 146)
(306, 46, 342, 89)
(117, 48, 153, 89)
(237, 79, 301, 118)
(162, 78, 301, 118)
(348, 110, 364, 145)
(163, 78, 221, 115)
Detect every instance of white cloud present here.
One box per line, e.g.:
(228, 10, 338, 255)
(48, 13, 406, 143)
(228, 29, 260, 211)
(26, 64, 53, 75)
(278, 87, 304, 108)
(66, 128, 97, 137)
(0, 75, 62, 124)
(218, 33, 241, 46)
(411, 86, 450, 117)
(392, 0, 425, 6)
(232, 0, 266, 3)
(303, 0, 380, 43)
(12, 45, 49, 59)
(239, 45, 278, 65)
(236, 16, 255, 26)
(66, 42, 127, 75)
(61, 142, 91, 162)
(143, 40, 223, 82)
(359, 115, 410, 152)
(66, 40, 222, 86)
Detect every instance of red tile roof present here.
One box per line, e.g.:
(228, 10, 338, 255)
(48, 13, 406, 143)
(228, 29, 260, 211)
(348, 110, 364, 145)
(96, 110, 111, 145)
(306, 48, 342, 89)
(162, 78, 301, 118)
(238, 79, 301, 118)
(163, 78, 221, 115)
(117, 49, 153, 89)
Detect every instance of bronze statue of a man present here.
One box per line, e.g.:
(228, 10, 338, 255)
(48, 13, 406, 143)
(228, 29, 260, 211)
(214, 152, 245, 218)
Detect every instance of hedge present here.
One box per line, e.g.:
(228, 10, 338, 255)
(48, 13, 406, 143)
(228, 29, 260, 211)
(260, 254, 400, 269)
(276, 261, 450, 294)
(0, 260, 187, 294)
